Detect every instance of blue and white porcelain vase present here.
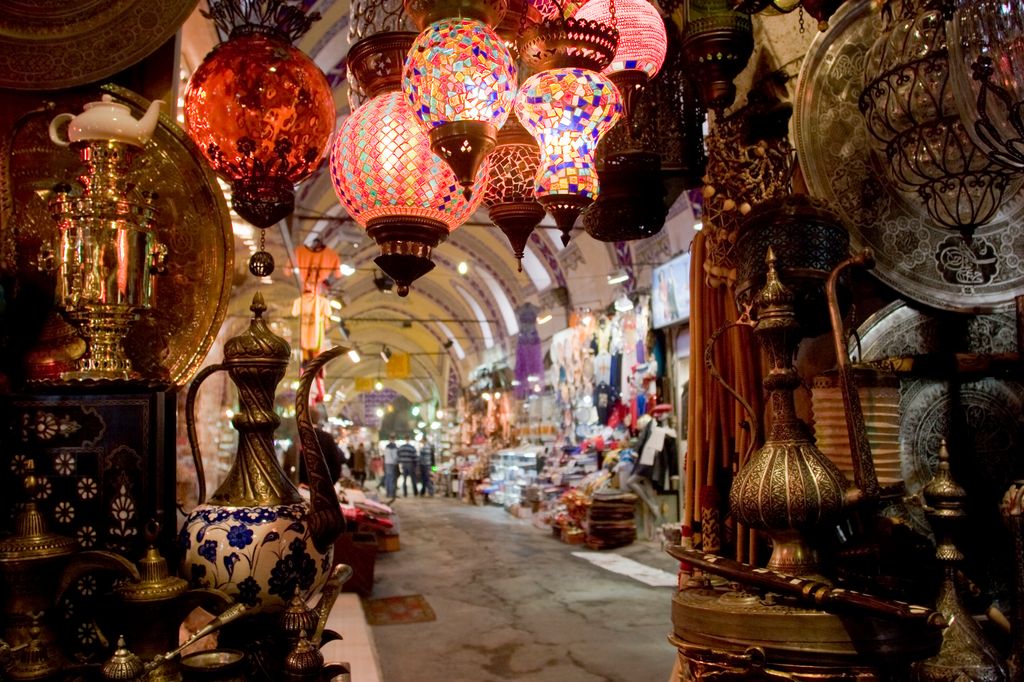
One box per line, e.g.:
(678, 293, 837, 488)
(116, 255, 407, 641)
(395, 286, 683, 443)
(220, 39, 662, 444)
(180, 293, 345, 612)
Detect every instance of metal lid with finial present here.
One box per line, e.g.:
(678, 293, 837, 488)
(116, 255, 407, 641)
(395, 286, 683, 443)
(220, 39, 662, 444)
(283, 630, 324, 681)
(0, 460, 78, 562)
(223, 292, 290, 366)
(115, 521, 187, 603)
(101, 636, 144, 680)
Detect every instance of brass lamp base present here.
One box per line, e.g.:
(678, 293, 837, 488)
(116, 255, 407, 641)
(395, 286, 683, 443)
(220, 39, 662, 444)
(608, 70, 650, 123)
(538, 194, 592, 246)
(347, 32, 417, 99)
(62, 306, 140, 381)
(488, 201, 546, 270)
(231, 177, 294, 229)
(429, 120, 496, 201)
(366, 216, 449, 297)
(519, 17, 618, 72)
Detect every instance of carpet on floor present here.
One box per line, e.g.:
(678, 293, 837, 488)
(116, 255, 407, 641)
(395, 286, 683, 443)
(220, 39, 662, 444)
(363, 595, 436, 626)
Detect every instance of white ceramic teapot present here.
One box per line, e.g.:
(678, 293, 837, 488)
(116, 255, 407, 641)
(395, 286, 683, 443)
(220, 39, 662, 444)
(49, 94, 163, 147)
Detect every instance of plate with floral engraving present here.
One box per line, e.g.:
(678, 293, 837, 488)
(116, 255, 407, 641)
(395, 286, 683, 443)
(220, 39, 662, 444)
(793, 0, 1024, 313)
(0, 0, 197, 90)
(853, 300, 1024, 495)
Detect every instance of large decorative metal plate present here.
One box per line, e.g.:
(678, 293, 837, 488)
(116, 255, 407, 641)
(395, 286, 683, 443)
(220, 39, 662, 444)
(6, 85, 233, 387)
(793, 0, 1024, 313)
(854, 300, 1023, 495)
(0, 1, 197, 90)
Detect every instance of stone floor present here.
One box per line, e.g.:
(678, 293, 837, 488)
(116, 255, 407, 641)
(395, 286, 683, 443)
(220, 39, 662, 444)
(368, 495, 678, 682)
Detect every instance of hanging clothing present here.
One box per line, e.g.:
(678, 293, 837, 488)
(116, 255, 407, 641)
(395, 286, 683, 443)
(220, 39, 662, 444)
(292, 291, 331, 358)
(295, 243, 340, 292)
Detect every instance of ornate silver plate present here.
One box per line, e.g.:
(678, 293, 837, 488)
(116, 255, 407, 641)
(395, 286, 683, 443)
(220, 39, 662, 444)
(793, 0, 1024, 313)
(853, 301, 1023, 494)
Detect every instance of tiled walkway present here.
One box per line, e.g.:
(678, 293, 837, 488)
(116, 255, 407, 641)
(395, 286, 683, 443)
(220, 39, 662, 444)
(368, 496, 677, 682)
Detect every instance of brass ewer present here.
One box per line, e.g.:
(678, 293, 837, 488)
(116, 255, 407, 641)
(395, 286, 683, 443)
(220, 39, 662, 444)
(43, 96, 166, 381)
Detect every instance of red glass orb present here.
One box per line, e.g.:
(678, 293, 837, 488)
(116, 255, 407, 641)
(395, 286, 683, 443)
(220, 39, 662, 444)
(329, 91, 485, 230)
(575, 0, 666, 76)
(184, 30, 334, 227)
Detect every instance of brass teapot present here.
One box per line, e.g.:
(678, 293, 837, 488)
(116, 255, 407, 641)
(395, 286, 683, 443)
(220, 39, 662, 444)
(179, 293, 346, 612)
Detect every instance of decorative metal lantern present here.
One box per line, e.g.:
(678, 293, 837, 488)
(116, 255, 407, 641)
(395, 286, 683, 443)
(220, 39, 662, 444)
(482, 117, 546, 268)
(860, 0, 1020, 239)
(681, 0, 754, 111)
(948, 0, 1024, 172)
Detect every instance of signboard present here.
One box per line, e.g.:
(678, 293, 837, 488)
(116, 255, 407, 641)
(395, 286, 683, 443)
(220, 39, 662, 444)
(652, 252, 691, 329)
(354, 377, 376, 392)
(386, 352, 410, 379)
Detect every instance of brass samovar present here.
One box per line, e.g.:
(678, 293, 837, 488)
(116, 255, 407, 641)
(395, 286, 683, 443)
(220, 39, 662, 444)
(44, 95, 166, 381)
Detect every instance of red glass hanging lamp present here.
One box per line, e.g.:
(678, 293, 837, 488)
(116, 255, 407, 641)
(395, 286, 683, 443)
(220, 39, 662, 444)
(482, 117, 546, 269)
(184, 0, 335, 277)
(515, 0, 622, 245)
(330, 32, 486, 296)
(402, 16, 518, 198)
(574, 0, 667, 121)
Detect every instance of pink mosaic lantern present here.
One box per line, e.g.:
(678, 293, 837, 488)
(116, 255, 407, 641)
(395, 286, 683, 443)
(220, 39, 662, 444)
(514, 67, 621, 244)
(403, 17, 517, 198)
(330, 89, 486, 296)
(575, 0, 666, 120)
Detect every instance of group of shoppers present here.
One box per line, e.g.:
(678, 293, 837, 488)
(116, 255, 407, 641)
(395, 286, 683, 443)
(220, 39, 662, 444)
(381, 439, 435, 502)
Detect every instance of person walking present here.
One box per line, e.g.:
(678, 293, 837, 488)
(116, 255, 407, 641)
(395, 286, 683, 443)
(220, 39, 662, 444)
(397, 441, 419, 498)
(352, 442, 367, 487)
(417, 441, 435, 497)
(383, 440, 399, 503)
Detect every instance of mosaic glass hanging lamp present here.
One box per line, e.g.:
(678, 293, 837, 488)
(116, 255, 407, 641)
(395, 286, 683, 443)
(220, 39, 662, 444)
(514, 0, 622, 245)
(330, 32, 486, 296)
(403, 16, 518, 198)
(482, 117, 546, 269)
(574, 0, 667, 121)
(184, 0, 335, 277)
(514, 68, 622, 245)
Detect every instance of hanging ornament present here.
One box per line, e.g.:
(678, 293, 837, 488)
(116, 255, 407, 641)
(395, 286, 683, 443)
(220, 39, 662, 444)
(574, 0, 667, 121)
(249, 225, 275, 277)
(482, 117, 546, 269)
(330, 32, 486, 296)
(514, 67, 622, 245)
(184, 0, 335, 279)
(403, 17, 517, 197)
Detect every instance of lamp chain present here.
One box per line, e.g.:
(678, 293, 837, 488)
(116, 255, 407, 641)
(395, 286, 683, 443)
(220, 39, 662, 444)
(798, 5, 805, 34)
(609, 0, 617, 29)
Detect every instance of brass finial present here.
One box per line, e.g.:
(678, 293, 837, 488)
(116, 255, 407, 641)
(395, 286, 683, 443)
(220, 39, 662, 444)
(755, 247, 795, 311)
(923, 440, 966, 514)
(100, 636, 144, 680)
(250, 291, 267, 317)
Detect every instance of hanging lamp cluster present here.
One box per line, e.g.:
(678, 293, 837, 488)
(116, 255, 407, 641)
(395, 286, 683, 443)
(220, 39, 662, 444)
(189, 0, 703, 291)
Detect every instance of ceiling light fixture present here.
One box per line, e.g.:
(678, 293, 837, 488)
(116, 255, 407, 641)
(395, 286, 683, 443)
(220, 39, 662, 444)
(483, 117, 546, 270)
(330, 299, 343, 310)
(340, 263, 356, 276)
(381, 346, 393, 362)
(537, 313, 552, 324)
(348, 349, 361, 363)
(457, 261, 469, 275)
(607, 270, 629, 284)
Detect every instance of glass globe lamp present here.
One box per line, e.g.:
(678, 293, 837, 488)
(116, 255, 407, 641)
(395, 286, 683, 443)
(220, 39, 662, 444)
(403, 17, 517, 198)
(330, 91, 486, 295)
(949, 0, 1024, 172)
(514, 67, 622, 245)
(482, 117, 546, 269)
(184, 5, 334, 231)
(574, 0, 667, 120)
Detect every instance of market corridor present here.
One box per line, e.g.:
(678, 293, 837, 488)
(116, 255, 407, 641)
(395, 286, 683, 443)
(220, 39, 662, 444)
(368, 497, 677, 681)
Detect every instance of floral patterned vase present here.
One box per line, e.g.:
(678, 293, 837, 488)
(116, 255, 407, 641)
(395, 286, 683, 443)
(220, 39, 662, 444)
(179, 294, 343, 613)
(180, 504, 332, 611)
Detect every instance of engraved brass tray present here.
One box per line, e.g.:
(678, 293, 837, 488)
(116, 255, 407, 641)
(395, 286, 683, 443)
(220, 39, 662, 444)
(853, 300, 1023, 496)
(793, 0, 1024, 313)
(0, 0, 197, 90)
(6, 85, 233, 387)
